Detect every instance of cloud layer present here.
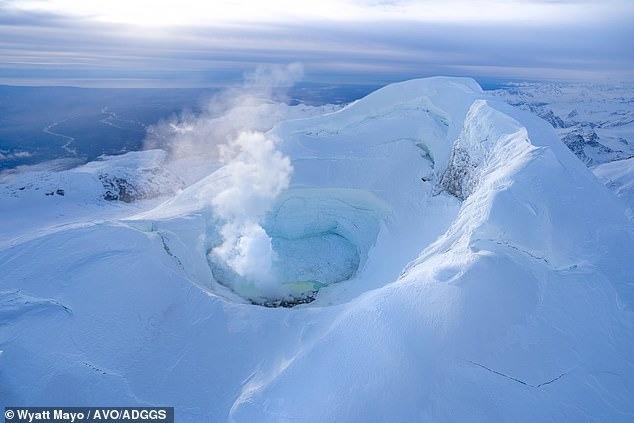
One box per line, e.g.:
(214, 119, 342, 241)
(0, 0, 632, 86)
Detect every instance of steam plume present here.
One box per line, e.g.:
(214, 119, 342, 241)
(144, 63, 302, 292)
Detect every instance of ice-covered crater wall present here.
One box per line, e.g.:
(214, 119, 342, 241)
(208, 188, 388, 305)
(133, 76, 629, 312)
(137, 77, 484, 306)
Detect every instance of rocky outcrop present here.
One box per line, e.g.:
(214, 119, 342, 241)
(437, 100, 534, 200)
(99, 170, 183, 202)
(562, 130, 619, 166)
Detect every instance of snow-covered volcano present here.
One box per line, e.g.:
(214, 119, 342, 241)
(1, 77, 633, 421)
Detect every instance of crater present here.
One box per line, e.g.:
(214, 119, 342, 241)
(207, 188, 388, 307)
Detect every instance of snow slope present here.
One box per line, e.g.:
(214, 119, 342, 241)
(1, 77, 634, 421)
(594, 157, 634, 219)
(0, 150, 181, 247)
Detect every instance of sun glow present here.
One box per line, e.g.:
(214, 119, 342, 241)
(8, 0, 614, 27)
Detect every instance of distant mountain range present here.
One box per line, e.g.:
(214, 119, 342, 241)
(490, 81, 634, 166)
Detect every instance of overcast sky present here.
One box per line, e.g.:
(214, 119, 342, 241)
(0, 0, 632, 87)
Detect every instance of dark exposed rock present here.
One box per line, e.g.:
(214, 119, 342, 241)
(562, 133, 593, 165)
(538, 110, 566, 128)
(98, 168, 183, 203)
(437, 146, 478, 200)
(99, 175, 137, 203)
(562, 131, 616, 166)
(251, 292, 318, 308)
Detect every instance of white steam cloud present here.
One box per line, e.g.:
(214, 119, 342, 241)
(144, 63, 302, 293)
(211, 131, 292, 285)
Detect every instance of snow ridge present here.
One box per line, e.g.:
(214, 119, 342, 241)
(1, 77, 634, 422)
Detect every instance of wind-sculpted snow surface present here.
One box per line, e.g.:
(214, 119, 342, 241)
(1, 77, 634, 421)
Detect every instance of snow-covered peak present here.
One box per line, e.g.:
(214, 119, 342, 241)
(2, 77, 634, 421)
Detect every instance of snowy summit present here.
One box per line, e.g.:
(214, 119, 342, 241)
(1, 77, 634, 421)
